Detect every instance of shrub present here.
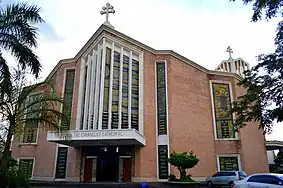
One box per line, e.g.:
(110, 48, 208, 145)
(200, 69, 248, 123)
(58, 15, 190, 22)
(169, 174, 176, 181)
(168, 151, 199, 181)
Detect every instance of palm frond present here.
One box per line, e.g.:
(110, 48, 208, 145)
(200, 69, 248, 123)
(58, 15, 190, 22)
(0, 53, 11, 98)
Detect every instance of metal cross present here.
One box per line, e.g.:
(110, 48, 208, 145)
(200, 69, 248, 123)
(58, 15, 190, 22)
(226, 46, 233, 59)
(100, 3, 115, 24)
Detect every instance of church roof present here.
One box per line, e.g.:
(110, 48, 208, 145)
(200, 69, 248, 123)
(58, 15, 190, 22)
(46, 24, 242, 81)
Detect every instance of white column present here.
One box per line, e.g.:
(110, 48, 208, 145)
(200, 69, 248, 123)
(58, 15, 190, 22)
(98, 38, 106, 130)
(93, 44, 101, 130)
(128, 51, 132, 129)
(88, 50, 97, 130)
(118, 47, 124, 129)
(108, 42, 115, 129)
(75, 58, 86, 130)
(231, 61, 236, 73)
(138, 53, 144, 135)
(83, 55, 92, 130)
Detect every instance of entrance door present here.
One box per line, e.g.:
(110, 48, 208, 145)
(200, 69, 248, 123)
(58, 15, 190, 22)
(84, 158, 93, 182)
(123, 158, 132, 182)
(97, 156, 118, 182)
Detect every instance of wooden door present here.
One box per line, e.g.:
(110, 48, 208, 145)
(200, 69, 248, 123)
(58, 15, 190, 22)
(84, 158, 93, 182)
(123, 158, 132, 182)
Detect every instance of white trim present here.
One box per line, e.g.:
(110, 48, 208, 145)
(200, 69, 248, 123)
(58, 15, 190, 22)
(98, 38, 106, 130)
(76, 58, 86, 130)
(108, 42, 115, 129)
(138, 52, 144, 135)
(88, 50, 97, 130)
(216, 154, 242, 171)
(83, 56, 92, 130)
(164, 60, 170, 177)
(93, 44, 102, 130)
(209, 80, 239, 141)
(128, 51, 132, 129)
(18, 157, 35, 179)
(85, 156, 97, 159)
(118, 47, 124, 130)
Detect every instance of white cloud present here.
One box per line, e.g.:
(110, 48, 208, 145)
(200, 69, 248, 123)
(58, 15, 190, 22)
(3, 0, 283, 140)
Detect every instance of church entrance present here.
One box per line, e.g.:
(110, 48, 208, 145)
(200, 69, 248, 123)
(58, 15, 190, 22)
(83, 146, 133, 182)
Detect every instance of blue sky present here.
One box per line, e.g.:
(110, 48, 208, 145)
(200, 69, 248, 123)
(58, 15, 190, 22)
(1, 0, 282, 140)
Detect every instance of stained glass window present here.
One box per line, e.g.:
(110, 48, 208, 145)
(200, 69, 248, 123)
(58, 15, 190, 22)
(219, 157, 239, 171)
(55, 147, 68, 179)
(61, 69, 75, 130)
(121, 55, 129, 129)
(102, 48, 111, 129)
(158, 145, 169, 179)
(23, 93, 41, 143)
(19, 159, 34, 178)
(156, 62, 167, 135)
(212, 83, 235, 139)
(131, 59, 139, 131)
(111, 51, 120, 129)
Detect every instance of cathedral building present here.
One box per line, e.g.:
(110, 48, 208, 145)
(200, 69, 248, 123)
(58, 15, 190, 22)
(11, 3, 268, 182)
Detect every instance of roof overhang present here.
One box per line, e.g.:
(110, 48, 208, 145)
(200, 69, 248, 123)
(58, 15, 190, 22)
(47, 129, 145, 147)
(266, 140, 283, 150)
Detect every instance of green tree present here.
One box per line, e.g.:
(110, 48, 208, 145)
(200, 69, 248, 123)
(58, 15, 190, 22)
(274, 150, 283, 168)
(168, 151, 199, 181)
(0, 2, 44, 96)
(0, 68, 70, 183)
(229, 0, 283, 133)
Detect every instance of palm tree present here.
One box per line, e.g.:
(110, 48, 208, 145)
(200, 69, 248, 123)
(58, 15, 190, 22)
(0, 2, 44, 96)
(0, 68, 70, 174)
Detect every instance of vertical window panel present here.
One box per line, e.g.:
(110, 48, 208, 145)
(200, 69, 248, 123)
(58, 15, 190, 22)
(122, 55, 129, 129)
(19, 159, 34, 179)
(111, 51, 120, 129)
(158, 145, 168, 179)
(212, 83, 235, 139)
(61, 69, 75, 130)
(102, 48, 111, 129)
(131, 59, 139, 131)
(156, 62, 167, 135)
(55, 147, 68, 179)
(80, 66, 87, 130)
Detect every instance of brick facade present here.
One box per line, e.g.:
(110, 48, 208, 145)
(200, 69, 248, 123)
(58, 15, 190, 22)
(11, 24, 269, 182)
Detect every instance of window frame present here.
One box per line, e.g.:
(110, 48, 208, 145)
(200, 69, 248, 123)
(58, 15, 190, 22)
(209, 80, 238, 140)
(216, 154, 242, 171)
(21, 92, 42, 145)
(18, 157, 35, 179)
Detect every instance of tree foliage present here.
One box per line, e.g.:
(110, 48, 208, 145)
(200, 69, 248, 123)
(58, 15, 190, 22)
(274, 150, 283, 167)
(168, 151, 199, 180)
(229, 0, 283, 133)
(0, 2, 44, 97)
(0, 68, 70, 183)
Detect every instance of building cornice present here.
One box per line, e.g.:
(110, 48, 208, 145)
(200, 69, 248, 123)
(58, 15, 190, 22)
(45, 24, 243, 81)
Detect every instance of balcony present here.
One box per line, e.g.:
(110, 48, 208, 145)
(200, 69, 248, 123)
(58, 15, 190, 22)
(47, 129, 145, 147)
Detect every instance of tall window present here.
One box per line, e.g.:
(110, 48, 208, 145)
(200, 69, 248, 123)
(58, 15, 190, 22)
(111, 51, 120, 129)
(19, 159, 34, 178)
(131, 59, 139, 130)
(212, 83, 235, 139)
(156, 62, 167, 135)
(121, 55, 129, 129)
(158, 145, 168, 179)
(55, 147, 68, 179)
(23, 93, 41, 143)
(80, 66, 87, 130)
(61, 69, 75, 130)
(102, 48, 111, 129)
(219, 156, 239, 171)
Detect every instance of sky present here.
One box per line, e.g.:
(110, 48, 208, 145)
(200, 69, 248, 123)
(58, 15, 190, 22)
(1, 0, 282, 141)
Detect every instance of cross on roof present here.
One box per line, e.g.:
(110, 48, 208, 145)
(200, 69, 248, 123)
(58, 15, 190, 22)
(226, 46, 233, 59)
(100, 3, 115, 27)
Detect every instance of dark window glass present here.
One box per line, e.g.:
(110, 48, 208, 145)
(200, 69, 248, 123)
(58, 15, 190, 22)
(219, 157, 239, 171)
(212, 83, 235, 138)
(239, 171, 247, 178)
(19, 159, 33, 178)
(62, 69, 75, 130)
(131, 59, 139, 131)
(111, 51, 120, 129)
(55, 147, 68, 179)
(158, 145, 168, 179)
(121, 55, 129, 129)
(221, 172, 236, 176)
(156, 62, 167, 135)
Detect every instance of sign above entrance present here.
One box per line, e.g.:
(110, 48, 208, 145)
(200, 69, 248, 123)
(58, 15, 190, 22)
(47, 129, 145, 146)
